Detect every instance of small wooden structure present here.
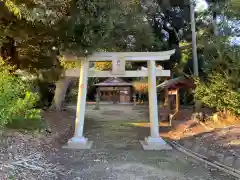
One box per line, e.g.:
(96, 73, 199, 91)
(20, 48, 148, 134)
(157, 76, 195, 125)
(94, 77, 133, 104)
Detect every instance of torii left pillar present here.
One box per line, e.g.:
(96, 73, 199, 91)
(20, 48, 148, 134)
(64, 59, 93, 149)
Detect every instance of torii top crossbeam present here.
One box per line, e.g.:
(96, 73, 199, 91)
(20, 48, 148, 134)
(63, 50, 175, 77)
(62, 50, 175, 62)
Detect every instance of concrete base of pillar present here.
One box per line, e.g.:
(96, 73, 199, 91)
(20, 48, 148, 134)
(63, 136, 93, 150)
(140, 136, 172, 150)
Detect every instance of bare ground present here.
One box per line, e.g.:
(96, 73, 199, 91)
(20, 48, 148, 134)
(160, 107, 240, 159)
(0, 104, 237, 179)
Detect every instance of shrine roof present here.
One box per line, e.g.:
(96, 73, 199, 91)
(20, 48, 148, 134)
(94, 77, 132, 87)
(157, 76, 195, 90)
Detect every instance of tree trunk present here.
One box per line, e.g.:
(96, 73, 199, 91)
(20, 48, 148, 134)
(50, 76, 73, 111)
(190, 0, 199, 77)
(212, 1, 219, 36)
(212, 11, 218, 36)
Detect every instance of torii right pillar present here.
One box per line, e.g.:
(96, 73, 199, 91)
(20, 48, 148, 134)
(140, 60, 172, 150)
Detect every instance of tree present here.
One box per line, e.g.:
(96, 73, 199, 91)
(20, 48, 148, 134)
(0, 0, 153, 110)
(195, 38, 240, 115)
(4, 0, 226, 111)
(140, 0, 190, 70)
(0, 59, 41, 131)
(190, 0, 240, 116)
(52, 0, 192, 109)
(0, 0, 68, 68)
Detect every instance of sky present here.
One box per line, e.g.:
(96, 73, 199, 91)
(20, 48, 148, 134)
(195, 0, 208, 12)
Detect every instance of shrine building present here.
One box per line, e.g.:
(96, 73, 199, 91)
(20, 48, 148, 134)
(94, 77, 133, 104)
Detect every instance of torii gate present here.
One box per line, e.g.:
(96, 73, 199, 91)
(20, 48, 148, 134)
(63, 50, 175, 150)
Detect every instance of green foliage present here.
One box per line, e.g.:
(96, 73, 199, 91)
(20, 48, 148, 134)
(195, 74, 240, 115)
(59, 56, 82, 69)
(195, 38, 240, 115)
(203, 38, 240, 89)
(1, 0, 21, 18)
(65, 79, 78, 103)
(1, 0, 158, 82)
(95, 62, 112, 71)
(221, 0, 240, 19)
(60, 0, 156, 54)
(0, 62, 41, 131)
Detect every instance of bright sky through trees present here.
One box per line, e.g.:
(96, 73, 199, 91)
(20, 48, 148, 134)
(196, 0, 208, 11)
(195, 0, 240, 44)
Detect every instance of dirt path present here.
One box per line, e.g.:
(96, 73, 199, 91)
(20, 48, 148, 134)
(1, 105, 236, 179)
(47, 105, 235, 180)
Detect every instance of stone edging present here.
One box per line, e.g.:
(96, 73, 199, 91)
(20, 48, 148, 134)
(168, 141, 240, 179)
(180, 139, 240, 170)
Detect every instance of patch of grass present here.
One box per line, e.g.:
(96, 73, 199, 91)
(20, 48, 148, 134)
(6, 118, 47, 133)
(8, 174, 17, 180)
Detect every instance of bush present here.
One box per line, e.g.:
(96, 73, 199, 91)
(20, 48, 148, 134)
(195, 74, 240, 115)
(195, 38, 240, 116)
(0, 63, 42, 131)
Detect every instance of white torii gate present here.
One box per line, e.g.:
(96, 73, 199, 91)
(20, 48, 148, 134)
(63, 50, 175, 150)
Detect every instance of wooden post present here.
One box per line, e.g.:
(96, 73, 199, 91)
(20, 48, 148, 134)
(176, 88, 180, 112)
(138, 92, 142, 104)
(93, 87, 100, 110)
(133, 94, 137, 106)
(164, 89, 169, 107)
(167, 93, 172, 121)
(108, 91, 111, 103)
